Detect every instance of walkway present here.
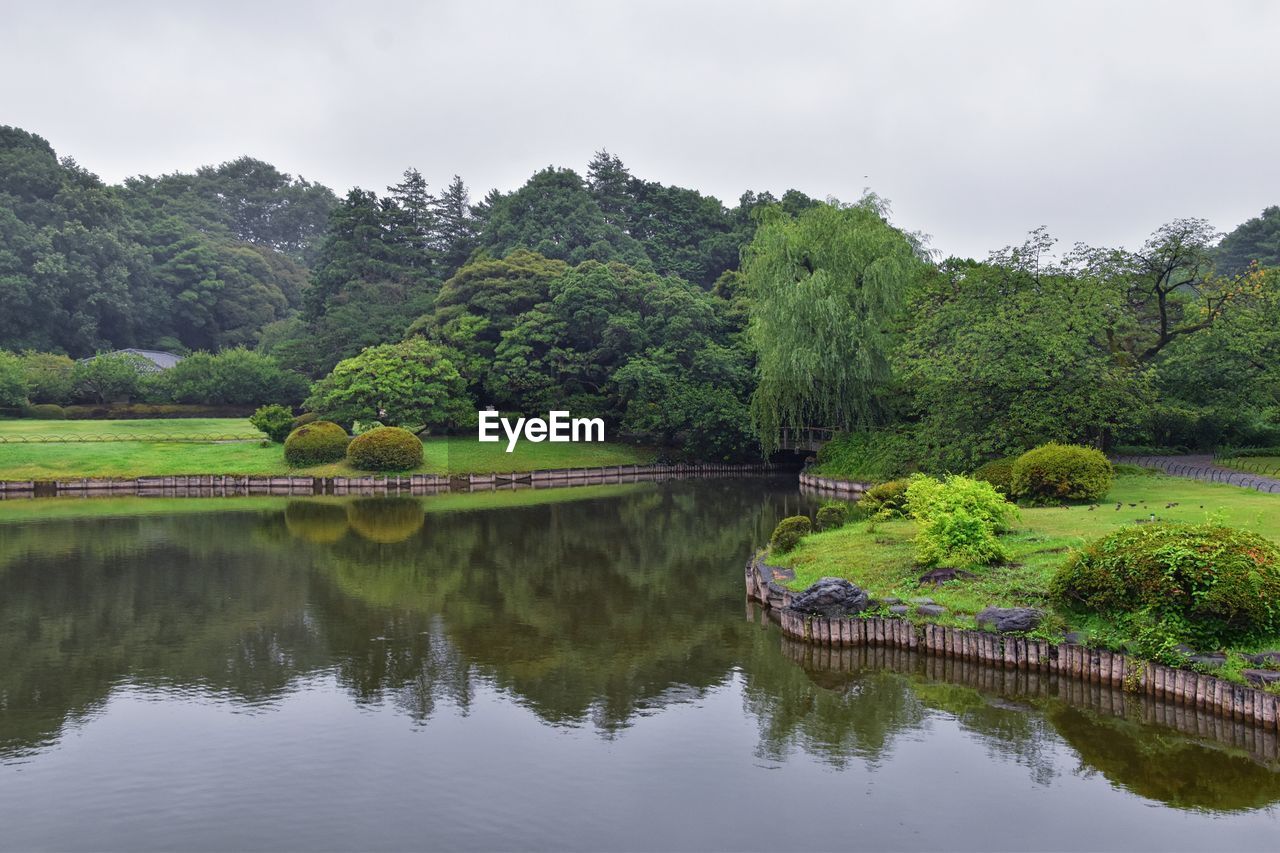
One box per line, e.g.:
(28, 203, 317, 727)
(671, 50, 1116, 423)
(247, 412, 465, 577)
(1112, 454, 1280, 494)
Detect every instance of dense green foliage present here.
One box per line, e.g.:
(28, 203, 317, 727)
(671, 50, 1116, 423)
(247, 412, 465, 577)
(904, 474, 1017, 568)
(250, 404, 296, 443)
(746, 201, 926, 453)
(1217, 206, 1280, 276)
(304, 339, 472, 429)
(971, 457, 1017, 495)
(346, 426, 425, 471)
(24, 403, 64, 419)
(283, 420, 349, 466)
(857, 479, 911, 519)
(152, 349, 308, 406)
(1051, 523, 1280, 647)
(1011, 443, 1113, 504)
(809, 430, 915, 481)
(769, 515, 812, 554)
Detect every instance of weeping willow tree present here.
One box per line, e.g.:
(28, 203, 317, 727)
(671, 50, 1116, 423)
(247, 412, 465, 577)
(745, 199, 927, 454)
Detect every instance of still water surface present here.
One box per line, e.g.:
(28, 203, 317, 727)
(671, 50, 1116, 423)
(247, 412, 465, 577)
(1, 478, 1278, 851)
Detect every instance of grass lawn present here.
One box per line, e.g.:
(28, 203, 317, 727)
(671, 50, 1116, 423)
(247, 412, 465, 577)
(0, 419, 659, 479)
(778, 473, 1280, 667)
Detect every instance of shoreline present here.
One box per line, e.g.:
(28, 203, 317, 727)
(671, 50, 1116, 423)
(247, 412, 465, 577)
(0, 462, 784, 500)
(746, 553, 1280, 734)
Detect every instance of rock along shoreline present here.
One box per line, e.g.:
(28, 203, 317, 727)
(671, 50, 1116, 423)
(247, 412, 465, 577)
(745, 552, 1280, 733)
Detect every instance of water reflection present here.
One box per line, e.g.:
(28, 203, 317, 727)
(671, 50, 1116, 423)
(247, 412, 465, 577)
(0, 480, 1278, 825)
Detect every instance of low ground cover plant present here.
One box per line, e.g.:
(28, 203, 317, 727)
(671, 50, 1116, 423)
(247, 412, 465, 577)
(1051, 522, 1280, 648)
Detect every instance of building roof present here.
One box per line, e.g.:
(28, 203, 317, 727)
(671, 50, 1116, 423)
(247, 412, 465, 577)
(78, 348, 184, 371)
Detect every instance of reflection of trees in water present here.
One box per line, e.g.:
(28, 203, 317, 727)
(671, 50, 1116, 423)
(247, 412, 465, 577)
(1049, 706, 1280, 812)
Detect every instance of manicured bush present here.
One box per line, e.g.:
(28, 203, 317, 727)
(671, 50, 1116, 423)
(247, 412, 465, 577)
(250, 404, 297, 443)
(1051, 523, 1280, 647)
(23, 403, 66, 419)
(283, 420, 349, 466)
(905, 474, 1018, 568)
(972, 456, 1017, 495)
(62, 403, 256, 419)
(815, 502, 849, 532)
(292, 411, 319, 427)
(283, 500, 350, 544)
(769, 515, 812, 554)
(346, 426, 424, 471)
(1011, 442, 1113, 504)
(858, 479, 910, 519)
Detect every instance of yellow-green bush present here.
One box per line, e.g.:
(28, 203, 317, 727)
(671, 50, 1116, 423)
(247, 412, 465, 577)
(283, 420, 349, 466)
(1011, 442, 1112, 504)
(769, 515, 812, 554)
(905, 474, 1018, 568)
(346, 426, 424, 471)
(1051, 523, 1280, 647)
(815, 502, 849, 531)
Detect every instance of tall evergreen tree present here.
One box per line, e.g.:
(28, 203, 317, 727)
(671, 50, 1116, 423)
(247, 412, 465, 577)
(432, 175, 480, 278)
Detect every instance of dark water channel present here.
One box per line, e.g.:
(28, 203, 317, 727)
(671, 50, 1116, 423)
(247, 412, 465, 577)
(0, 478, 1277, 851)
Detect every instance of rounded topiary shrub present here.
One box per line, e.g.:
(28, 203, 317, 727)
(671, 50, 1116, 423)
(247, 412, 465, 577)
(346, 426, 424, 471)
(972, 456, 1016, 495)
(858, 479, 910, 518)
(284, 500, 350, 544)
(283, 420, 349, 466)
(1050, 523, 1280, 646)
(815, 502, 849, 532)
(23, 403, 65, 420)
(346, 497, 425, 544)
(292, 411, 319, 428)
(770, 515, 812, 554)
(1011, 443, 1113, 504)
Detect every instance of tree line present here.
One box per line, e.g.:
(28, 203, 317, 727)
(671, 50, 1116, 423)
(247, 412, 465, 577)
(2, 123, 1279, 460)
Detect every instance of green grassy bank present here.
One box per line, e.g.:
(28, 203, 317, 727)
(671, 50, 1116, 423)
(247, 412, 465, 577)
(777, 473, 1280, 677)
(0, 418, 658, 479)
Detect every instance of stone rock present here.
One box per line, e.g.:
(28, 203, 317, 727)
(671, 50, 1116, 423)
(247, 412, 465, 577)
(918, 568, 976, 587)
(1245, 650, 1280, 666)
(975, 606, 1043, 634)
(1063, 631, 1086, 645)
(788, 577, 870, 617)
(880, 596, 903, 606)
(909, 596, 935, 605)
(915, 604, 947, 618)
(1188, 653, 1227, 668)
(888, 605, 910, 615)
(1243, 669, 1280, 686)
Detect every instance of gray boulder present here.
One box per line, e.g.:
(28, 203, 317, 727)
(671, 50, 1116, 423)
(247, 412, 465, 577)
(916, 604, 948, 618)
(1243, 669, 1280, 686)
(1245, 650, 1280, 666)
(975, 606, 1043, 634)
(788, 577, 870, 617)
(888, 605, 910, 615)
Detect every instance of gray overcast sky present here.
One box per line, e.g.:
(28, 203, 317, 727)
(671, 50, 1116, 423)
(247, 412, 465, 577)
(2, 0, 1277, 259)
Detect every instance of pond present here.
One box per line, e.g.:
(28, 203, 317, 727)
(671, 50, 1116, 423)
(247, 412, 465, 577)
(1, 478, 1277, 851)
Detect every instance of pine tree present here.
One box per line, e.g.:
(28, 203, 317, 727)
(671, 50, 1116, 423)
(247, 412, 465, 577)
(432, 175, 480, 278)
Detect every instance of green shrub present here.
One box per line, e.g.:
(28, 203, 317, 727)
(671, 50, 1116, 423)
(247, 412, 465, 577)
(815, 502, 849, 532)
(250, 404, 296, 443)
(283, 420, 349, 466)
(972, 457, 1017, 495)
(858, 479, 910, 519)
(346, 426, 424, 471)
(769, 515, 812, 554)
(1051, 523, 1280, 647)
(23, 403, 65, 419)
(809, 430, 916, 481)
(905, 474, 1018, 568)
(1011, 442, 1113, 504)
(293, 411, 319, 427)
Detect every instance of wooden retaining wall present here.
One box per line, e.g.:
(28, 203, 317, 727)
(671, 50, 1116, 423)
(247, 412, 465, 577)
(746, 555, 1280, 733)
(0, 462, 781, 500)
(797, 470, 870, 497)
